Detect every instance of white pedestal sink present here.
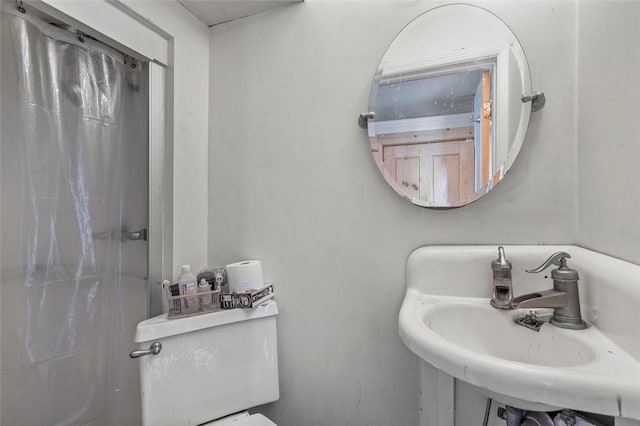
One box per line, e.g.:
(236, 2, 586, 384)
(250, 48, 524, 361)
(398, 245, 640, 424)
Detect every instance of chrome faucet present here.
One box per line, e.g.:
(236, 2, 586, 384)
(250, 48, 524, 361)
(511, 252, 587, 330)
(490, 246, 513, 309)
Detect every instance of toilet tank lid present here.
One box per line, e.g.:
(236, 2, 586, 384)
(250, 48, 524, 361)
(134, 300, 278, 343)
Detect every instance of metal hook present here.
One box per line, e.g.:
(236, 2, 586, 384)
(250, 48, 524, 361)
(358, 111, 375, 129)
(77, 30, 85, 43)
(521, 91, 546, 112)
(16, 0, 26, 13)
(124, 55, 138, 69)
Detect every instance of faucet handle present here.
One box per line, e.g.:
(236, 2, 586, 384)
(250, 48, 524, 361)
(526, 252, 571, 274)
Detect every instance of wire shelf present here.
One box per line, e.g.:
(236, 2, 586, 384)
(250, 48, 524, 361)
(163, 282, 221, 319)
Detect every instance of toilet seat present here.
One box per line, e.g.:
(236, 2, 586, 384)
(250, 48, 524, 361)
(208, 412, 277, 426)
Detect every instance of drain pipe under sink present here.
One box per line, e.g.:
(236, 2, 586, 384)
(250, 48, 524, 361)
(486, 400, 555, 426)
(503, 406, 524, 425)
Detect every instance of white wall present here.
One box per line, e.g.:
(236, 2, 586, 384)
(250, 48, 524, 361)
(577, 1, 640, 265)
(208, 1, 576, 424)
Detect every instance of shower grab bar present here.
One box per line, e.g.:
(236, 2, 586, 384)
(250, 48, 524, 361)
(92, 226, 147, 241)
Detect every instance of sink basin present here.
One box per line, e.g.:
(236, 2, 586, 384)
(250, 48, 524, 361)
(399, 245, 640, 420)
(423, 297, 595, 367)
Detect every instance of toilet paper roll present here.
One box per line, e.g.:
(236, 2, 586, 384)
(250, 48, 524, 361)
(225, 260, 264, 293)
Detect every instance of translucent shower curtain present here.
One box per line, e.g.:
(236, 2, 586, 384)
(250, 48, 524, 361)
(1, 6, 148, 425)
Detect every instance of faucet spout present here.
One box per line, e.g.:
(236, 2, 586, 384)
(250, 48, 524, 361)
(511, 289, 568, 309)
(518, 252, 587, 330)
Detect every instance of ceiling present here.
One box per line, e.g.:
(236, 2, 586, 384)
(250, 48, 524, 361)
(178, 0, 302, 26)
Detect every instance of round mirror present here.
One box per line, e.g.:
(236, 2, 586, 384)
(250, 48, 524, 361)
(367, 4, 532, 208)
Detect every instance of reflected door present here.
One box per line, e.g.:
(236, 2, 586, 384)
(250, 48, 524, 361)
(395, 156, 421, 199)
(383, 140, 474, 206)
(473, 70, 492, 191)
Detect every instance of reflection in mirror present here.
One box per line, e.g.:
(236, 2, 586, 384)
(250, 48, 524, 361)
(367, 4, 533, 208)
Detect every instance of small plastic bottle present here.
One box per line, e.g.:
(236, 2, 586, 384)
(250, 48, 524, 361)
(198, 278, 212, 307)
(178, 265, 198, 314)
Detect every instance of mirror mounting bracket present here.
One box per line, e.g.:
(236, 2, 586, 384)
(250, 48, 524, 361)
(521, 91, 546, 112)
(358, 111, 375, 129)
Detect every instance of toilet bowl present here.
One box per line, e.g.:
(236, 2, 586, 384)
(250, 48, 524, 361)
(209, 412, 276, 426)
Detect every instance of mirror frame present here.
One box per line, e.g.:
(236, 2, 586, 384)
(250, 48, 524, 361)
(365, 4, 533, 209)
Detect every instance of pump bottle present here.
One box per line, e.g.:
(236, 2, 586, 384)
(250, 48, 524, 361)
(178, 265, 198, 314)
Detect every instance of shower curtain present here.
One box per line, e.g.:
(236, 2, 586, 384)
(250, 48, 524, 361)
(1, 6, 148, 425)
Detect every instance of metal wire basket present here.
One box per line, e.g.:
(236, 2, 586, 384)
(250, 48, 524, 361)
(163, 282, 221, 319)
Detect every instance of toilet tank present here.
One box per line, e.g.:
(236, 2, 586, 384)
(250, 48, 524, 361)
(134, 301, 279, 426)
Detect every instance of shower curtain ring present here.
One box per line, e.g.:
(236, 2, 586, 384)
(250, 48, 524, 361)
(16, 0, 26, 13)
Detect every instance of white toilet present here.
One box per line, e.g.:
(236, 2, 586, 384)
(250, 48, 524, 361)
(134, 300, 280, 426)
